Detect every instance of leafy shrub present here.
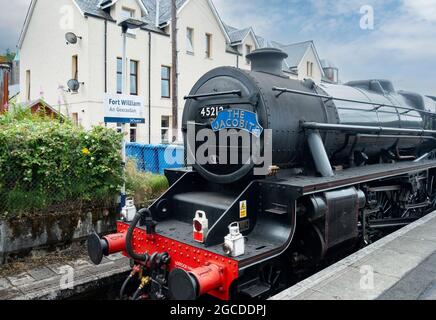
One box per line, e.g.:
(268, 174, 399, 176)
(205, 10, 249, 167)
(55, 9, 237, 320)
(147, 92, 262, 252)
(0, 106, 123, 216)
(125, 160, 169, 205)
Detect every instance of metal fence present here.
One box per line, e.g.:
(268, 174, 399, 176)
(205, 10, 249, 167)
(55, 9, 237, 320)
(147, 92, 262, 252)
(126, 143, 185, 175)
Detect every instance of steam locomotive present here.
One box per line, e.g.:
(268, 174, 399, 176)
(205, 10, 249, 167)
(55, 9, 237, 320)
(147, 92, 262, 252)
(87, 48, 436, 300)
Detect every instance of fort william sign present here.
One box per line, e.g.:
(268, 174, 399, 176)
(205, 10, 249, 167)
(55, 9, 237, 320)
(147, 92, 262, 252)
(104, 94, 145, 124)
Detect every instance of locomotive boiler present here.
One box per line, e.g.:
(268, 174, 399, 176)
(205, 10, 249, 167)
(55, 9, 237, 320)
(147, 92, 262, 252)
(87, 48, 436, 300)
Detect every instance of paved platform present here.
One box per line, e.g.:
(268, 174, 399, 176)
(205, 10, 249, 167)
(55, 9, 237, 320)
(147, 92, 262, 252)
(0, 253, 130, 300)
(272, 211, 436, 300)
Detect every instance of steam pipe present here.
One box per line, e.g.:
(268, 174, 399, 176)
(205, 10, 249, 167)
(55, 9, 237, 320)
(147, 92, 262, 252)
(307, 130, 334, 177)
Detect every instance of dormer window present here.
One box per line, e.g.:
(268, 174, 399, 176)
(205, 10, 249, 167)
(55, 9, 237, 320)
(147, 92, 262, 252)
(122, 7, 135, 19)
(121, 7, 137, 35)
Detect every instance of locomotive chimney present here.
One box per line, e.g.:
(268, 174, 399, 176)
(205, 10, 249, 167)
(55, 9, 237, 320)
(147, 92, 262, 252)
(246, 48, 288, 77)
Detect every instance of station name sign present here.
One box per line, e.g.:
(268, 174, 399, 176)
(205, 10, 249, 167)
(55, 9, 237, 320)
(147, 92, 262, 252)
(104, 93, 145, 124)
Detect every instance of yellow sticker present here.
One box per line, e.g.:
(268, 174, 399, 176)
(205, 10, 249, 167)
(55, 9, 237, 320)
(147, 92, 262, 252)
(240, 200, 247, 218)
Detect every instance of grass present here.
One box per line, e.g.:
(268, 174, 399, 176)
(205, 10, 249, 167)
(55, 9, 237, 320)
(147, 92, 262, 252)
(125, 160, 169, 205)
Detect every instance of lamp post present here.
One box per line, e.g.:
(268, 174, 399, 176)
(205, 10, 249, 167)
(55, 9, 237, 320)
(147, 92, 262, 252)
(118, 18, 146, 209)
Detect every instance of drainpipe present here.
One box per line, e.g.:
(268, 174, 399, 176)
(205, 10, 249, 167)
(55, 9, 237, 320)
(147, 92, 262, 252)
(148, 31, 152, 144)
(155, 0, 160, 27)
(104, 19, 108, 93)
(1, 68, 9, 112)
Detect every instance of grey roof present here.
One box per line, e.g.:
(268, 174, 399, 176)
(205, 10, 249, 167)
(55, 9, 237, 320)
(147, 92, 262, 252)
(271, 40, 313, 68)
(141, 0, 187, 25)
(75, 0, 113, 20)
(74, 0, 169, 33)
(224, 24, 251, 44)
(74, 0, 188, 25)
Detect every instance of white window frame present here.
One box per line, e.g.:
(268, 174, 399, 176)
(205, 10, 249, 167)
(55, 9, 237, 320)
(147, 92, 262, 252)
(161, 116, 171, 144)
(186, 27, 194, 54)
(245, 45, 252, 64)
(205, 33, 212, 58)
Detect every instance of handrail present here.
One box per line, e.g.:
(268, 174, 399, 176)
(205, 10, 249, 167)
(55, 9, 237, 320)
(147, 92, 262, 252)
(184, 90, 242, 100)
(301, 122, 436, 136)
(272, 87, 436, 117)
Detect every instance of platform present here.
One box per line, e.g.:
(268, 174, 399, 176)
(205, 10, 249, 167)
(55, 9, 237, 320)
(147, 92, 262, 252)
(0, 253, 130, 300)
(271, 210, 436, 300)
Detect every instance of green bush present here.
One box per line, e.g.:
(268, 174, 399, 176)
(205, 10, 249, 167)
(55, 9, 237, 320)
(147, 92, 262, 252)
(0, 106, 124, 216)
(125, 160, 169, 205)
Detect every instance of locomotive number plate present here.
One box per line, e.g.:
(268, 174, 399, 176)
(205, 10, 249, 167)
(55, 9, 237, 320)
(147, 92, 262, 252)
(199, 106, 227, 119)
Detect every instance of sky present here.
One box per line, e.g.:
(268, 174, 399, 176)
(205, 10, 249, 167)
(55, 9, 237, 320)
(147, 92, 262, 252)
(0, 0, 435, 94)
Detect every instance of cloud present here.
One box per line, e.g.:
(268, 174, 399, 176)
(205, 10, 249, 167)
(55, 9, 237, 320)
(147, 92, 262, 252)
(0, 0, 31, 53)
(403, 0, 436, 22)
(213, 0, 287, 39)
(212, 0, 436, 94)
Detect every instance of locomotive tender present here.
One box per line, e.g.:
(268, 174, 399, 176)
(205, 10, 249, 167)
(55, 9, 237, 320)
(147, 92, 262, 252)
(88, 48, 436, 300)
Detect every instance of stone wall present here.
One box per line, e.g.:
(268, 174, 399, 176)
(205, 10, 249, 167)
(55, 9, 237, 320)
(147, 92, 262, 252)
(0, 207, 119, 265)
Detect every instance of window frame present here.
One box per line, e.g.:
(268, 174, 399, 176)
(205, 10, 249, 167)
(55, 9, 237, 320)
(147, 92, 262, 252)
(186, 27, 194, 54)
(245, 45, 252, 64)
(161, 116, 171, 144)
(205, 33, 212, 58)
(161, 65, 171, 99)
(130, 123, 137, 143)
(117, 57, 123, 94)
(26, 70, 31, 101)
(306, 61, 314, 77)
(72, 55, 78, 80)
(130, 59, 139, 96)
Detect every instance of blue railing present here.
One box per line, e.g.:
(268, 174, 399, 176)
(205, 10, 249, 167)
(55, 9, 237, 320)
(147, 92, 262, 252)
(126, 143, 185, 174)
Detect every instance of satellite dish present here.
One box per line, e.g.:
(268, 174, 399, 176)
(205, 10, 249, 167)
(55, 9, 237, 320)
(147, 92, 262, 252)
(65, 32, 81, 45)
(67, 79, 81, 93)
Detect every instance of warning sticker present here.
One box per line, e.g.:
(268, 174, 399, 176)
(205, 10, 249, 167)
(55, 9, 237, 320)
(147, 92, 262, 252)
(240, 200, 247, 219)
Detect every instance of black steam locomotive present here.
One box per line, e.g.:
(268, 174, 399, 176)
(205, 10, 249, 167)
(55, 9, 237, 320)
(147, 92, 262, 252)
(88, 48, 436, 300)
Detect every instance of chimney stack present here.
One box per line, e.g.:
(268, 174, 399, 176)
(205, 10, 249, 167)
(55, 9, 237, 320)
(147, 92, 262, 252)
(246, 48, 288, 77)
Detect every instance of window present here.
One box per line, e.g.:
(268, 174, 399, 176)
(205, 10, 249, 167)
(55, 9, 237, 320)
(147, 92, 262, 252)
(25, 70, 31, 101)
(186, 27, 194, 53)
(72, 55, 78, 80)
(161, 116, 170, 144)
(72, 112, 79, 126)
(245, 45, 252, 64)
(205, 33, 212, 58)
(161, 66, 171, 98)
(117, 58, 122, 94)
(130, 123, 137, 142)
(307, 62, 314, 77)
(121, 8, 136, 35)
(116, 123, 122, 133)
(130, 60, 138, 95)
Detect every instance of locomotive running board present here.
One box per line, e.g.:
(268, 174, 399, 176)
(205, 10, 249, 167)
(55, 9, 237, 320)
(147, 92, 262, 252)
(274, 159, 436, 196)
